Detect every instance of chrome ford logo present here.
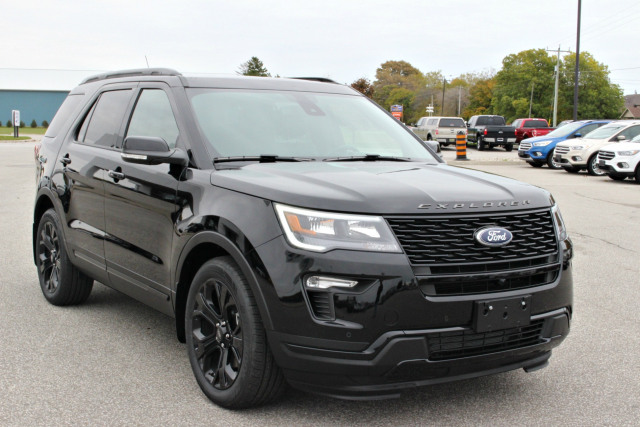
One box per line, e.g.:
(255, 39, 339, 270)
(475, 227, 513, 247)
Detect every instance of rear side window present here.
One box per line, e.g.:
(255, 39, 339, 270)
(78, 90, 132, 148)
(44, 94, 84, 138)
(617, 125, 640, 141)
(512, 119, 521, 128)
(126, 89, 179, 148)
(439, 118, 465, 127)
(577, 123, 599, 136)
(524, 120, 548, 128)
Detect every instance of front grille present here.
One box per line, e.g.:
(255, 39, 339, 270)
(555, 145, 570, 155)
(426, 320, 545, 361)
(519, 142, 532, 151)
(419, 265, 560, 296)
(598, 150, 615, 161)
(386, 210, 558, 266)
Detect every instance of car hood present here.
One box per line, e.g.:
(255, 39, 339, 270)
(600, 142, 640, 152)
(210, 162, 552, 214)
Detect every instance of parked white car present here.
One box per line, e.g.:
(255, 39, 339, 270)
(555, 120, 640, 175)
(597, 134, 640, 183)
(412, 116, 467, 146)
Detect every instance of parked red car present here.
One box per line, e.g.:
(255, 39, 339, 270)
(512, 118, 552, 144)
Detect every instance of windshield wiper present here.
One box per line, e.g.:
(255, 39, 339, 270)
(213, 155, 314, 164)
(323, 154, 413, 162)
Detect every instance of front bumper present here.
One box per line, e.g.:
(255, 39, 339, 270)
(599, 157, 637, 176)
(254, 233, 573, 399)
(556, 149, 588, 168)
(269, 308, 570, 399)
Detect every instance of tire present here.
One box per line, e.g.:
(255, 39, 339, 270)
(505, 144, 513, 152)
(477, 135, 485, 151)
(35, 208, 93, 306)
(546, 149, 562, 169)
(587, 154, 606, 176)
(185, 257, 285, 409)
(608, 173, 626, 181)
(635, 165, 640, 184)
(426, 135, 432, 141)
(529, 161, 544, 168)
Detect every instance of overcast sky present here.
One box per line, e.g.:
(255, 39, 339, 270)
(3, 0, 639, 94)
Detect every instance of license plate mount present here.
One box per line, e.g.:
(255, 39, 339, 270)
(473, 296, 531, 333)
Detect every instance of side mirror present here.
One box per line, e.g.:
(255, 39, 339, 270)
(122, 136, 188, 166)
(616, 135, 626, 141)
(466, 123, 470, 127)
(573, 133, 582, 138)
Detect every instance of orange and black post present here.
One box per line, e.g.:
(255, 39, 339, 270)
(456, 131, 468, 161)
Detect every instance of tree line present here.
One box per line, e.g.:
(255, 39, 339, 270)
(238, 50, 624, 125)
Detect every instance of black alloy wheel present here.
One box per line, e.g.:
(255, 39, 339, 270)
(35, 209, 93, 305)
(191, 276, 243, 390)
(186, 257, 285, 408)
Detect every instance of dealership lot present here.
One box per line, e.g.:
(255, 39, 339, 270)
(1, 142, 638, 425)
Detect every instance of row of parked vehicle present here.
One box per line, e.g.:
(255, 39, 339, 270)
(519, 120, 640, 183)
(411, 115, 640, 183)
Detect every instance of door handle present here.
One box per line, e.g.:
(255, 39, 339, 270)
(60, 156, 71, 165)
(108, 170, 125, 181)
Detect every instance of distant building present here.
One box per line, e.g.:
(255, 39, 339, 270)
(0, 68, 97, 126)
(620, 94, 640, 119)
(1, 90, 69, 125)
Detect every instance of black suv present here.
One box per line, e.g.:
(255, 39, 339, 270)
(33, 69, 573, 409)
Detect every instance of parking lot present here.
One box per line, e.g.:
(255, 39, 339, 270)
(1, 141, 638, 426)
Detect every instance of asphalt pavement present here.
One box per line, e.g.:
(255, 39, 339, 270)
(1, 141, 638, 426)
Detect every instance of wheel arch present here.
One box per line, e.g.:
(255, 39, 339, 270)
(32, 192, 56, 265)
(173, 231, 274, 343)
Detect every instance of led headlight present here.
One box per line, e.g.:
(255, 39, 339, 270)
(274, 203, 401, 253)
(551, 205, 568, 241)
(618, 150, 640, 156)
(533, 140, 552, 146)
(571, 145, 585, 150)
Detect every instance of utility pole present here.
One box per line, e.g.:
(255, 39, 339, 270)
(529, 82, 534, 118)
(546, 46, 570, 127)
(441, 78, 446, 115)
(573, 0, 582, 120)
(458, 86, 462, 116)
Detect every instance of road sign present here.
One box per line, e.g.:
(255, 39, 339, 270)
(390, 105, 403, 113)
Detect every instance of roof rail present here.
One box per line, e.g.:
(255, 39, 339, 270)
(80, 68, 182, 85)
(289, 77, 338, 84)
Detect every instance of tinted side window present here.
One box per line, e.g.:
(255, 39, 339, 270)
(524, 120, 547, 128)
(126, 89, 180, 148)
(81, 90, 132, 148)
(44, 94, 84, 138)
(439, 118, 465, 127)
(618, 125, 640, 141)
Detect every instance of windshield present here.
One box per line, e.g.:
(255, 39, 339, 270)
(187, 89, 437, 161)
(584, 124, 625, 139)
(476, 116, 505, 126)
(439, 118, 465, 127)
(545, 121, 588, 138)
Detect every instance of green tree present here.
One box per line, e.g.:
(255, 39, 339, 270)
(237, 56, 271, 77)
(558, 52, 623, 120)
(464, 77, 496, 119)
(385, 87, 415, 123)
(491, 49, 555, 122)
(5, 120, 11, 127)
(42, 120, 49, 128)
(373, 60, 426, 112)
(350, 78, 374, 98)
(30, 119, 37, 128)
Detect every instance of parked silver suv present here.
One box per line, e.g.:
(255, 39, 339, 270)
(413, 116, 467, 146)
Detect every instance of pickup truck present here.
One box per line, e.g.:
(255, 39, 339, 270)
(512, 118, 553, 144)
(467, 115, 517, 151)
(412, 116, 467, 146)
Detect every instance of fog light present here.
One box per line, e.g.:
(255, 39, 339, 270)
(306, 276, 358, 289)
(618, 162, 629, 169)
(533, 152, 542, 156)
(573, 156, 582, 161)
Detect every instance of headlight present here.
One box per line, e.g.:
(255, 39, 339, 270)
(618, 150, 640, 156)
(551, 205, 568, 241)
(533, 140, 552, 146)
(571, 145, 585, 150)
(274, 203, 401, 253)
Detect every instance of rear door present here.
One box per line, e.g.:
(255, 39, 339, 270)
(101, 84, 183, 315)
(58, 85, 135, 283)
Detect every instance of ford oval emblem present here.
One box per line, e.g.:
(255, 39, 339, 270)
(475, 227, 513, 247)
